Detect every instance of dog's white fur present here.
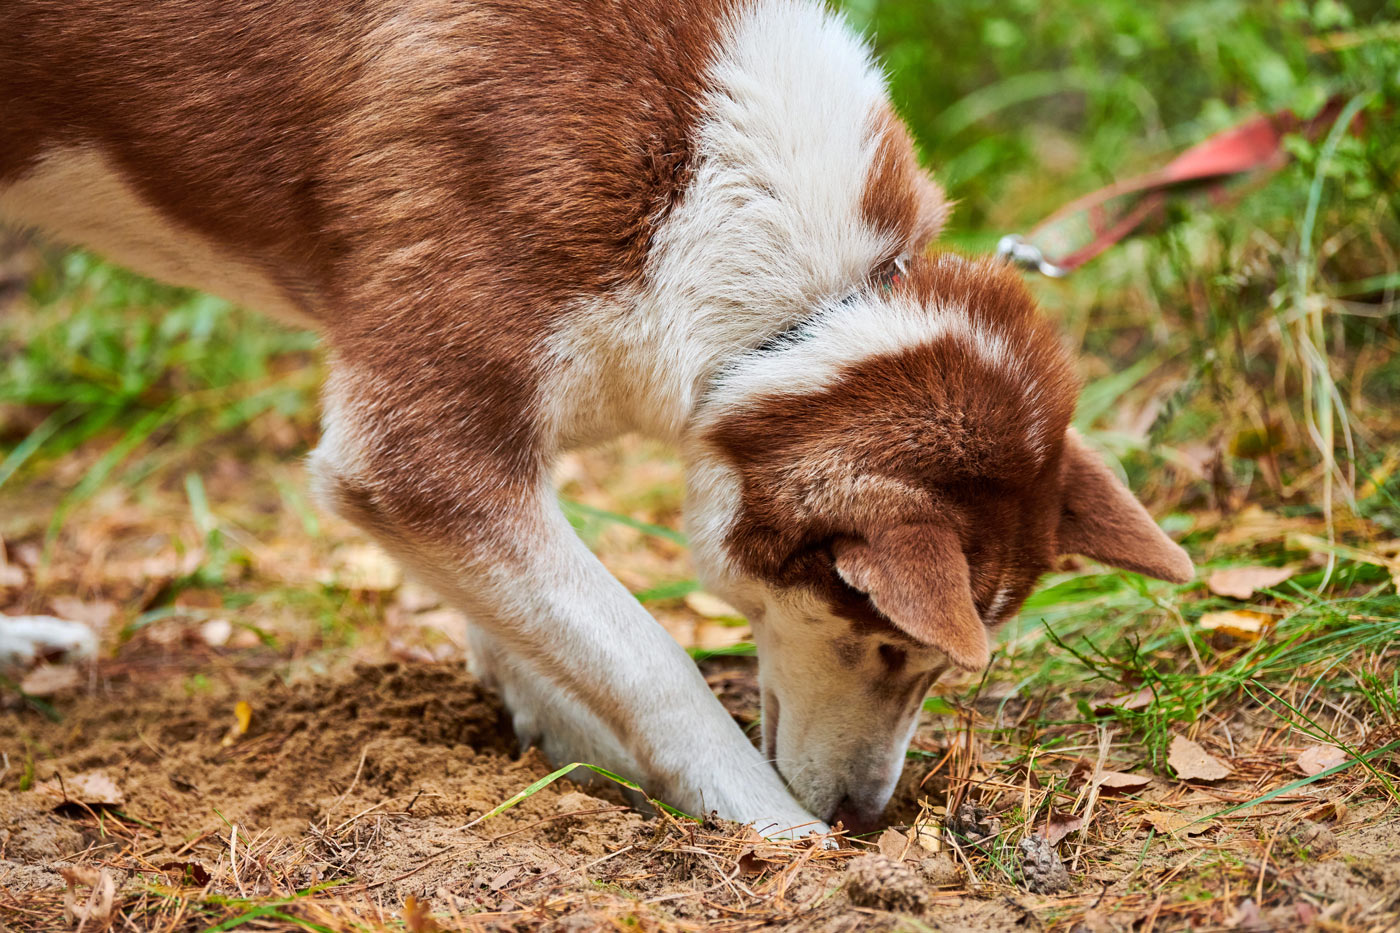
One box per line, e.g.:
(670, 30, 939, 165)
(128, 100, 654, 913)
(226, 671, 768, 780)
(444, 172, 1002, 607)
(544, 0, 896, 446)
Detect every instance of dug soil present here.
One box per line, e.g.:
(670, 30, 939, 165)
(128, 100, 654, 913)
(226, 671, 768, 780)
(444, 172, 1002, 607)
(2, 661, 1397, 931)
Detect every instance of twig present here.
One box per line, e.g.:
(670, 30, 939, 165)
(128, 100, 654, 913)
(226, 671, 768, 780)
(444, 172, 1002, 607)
(323, 745, 368, 831)
(229, 824, 247, 898)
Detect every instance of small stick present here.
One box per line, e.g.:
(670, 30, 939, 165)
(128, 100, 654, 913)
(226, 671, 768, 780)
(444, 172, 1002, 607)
(229, 824, 247, 897)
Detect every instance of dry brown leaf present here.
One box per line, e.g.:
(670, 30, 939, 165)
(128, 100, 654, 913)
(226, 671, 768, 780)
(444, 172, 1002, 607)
(1038, 812, 1085, 846)
(47, 596, 117, 632)
(876, 827, 911, 861)
(327, 543, 402, 591)
(1297, 744, 1348, 776)
(1199, 610, 1273, 642)
(683, 591, 743, 619)
(60, 866, 118, 927)
(910, 823, 942, 853)
(1299, 799, 1348, 824)
(402, 895, 443, 933)
(487, 866, 522, 891)
(1206, 566, 1295, 599)
(18, 663, 80, 696)
(1141, 810, 1213, 836)
(1095, 685, 1155, 713)
(35, 770, 124, 807)
(159, 861, 212, 886)
(1093, 770, 1152, 793)
(1168, 735, 1231, 782)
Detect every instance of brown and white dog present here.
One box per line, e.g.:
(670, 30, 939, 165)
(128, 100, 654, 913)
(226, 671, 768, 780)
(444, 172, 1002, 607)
(0, 0, 1191, 836)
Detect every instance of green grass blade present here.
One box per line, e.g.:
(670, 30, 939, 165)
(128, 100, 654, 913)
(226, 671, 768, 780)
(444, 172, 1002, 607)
(561, 499, 688, 546)
(467, 761, 696, 828)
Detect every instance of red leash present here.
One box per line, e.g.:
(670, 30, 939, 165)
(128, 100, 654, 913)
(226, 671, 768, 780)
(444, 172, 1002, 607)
(997, 97, 1358, 277)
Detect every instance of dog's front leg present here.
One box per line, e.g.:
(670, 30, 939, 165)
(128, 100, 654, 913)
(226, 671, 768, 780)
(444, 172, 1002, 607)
(311, 370, 822, 837)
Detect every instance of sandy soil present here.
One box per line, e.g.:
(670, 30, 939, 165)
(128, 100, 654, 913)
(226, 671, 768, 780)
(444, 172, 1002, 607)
(3, 657, 1398, 932)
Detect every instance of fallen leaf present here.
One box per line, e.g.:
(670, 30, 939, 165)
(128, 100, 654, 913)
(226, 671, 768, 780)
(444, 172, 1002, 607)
(35, 770, 124, 807)
(47, 596, 117, 632)
(159, 861, 212, 886)
(1297, 744, 1348, 776)
(221, 700, 253, 747)
(877, 827, 911, 860)
(684, 591, 743, 620)
(402, 895, 442, 933)
(19, 663, 80, 696)
(1038, 812, 1085, 846)
(1207, 566, 1295, 599)
(1141, 810, 1213, 836)
(1300, 799, 1347, 824)
(1095, 685, 1155, 714)
(907, 827, 940, 855)
(1213, 506, 1315, 548)
(1229, 897, 1265, 931)
(1199, 610, 1273, 642)
(488, 866, 522, 891)
(736, 848, 766, 876)
(327, 543, 402, 591)
(1168, 735, 1231, 782)
(60, 866, 117, 927)
(1093, 771, 1152, 793)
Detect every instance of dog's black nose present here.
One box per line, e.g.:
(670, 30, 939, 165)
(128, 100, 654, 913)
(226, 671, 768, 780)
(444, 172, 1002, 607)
(830, 796, 881, 836)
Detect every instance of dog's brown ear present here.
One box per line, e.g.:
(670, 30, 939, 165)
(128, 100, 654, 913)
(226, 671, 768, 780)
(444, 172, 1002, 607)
(833, 524, 990, 671)
(1058, 431, 1194, 583)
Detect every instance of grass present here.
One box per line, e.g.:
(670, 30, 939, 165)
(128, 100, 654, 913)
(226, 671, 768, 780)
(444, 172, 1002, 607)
(2, 0, 1399, 929)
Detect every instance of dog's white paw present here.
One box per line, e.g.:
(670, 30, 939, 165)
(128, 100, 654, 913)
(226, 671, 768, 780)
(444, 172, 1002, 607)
(0, 616, 99, 672)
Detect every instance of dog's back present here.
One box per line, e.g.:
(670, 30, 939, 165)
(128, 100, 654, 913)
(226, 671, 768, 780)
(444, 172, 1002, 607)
(1, 0, 746, 327)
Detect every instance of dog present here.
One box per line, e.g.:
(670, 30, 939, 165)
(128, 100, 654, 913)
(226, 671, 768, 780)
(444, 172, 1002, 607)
(0, 0, 1192, 837)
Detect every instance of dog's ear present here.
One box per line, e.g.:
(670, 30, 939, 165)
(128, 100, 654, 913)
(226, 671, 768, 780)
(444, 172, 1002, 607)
(1058, 430, 1193, 582)
(833, 524, 990, 671)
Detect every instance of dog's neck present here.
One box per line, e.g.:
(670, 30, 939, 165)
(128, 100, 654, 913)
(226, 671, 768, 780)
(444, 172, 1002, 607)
(539, 1, 939, 453)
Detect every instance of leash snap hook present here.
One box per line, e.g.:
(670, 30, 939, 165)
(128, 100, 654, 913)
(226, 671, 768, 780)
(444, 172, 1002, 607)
(996, 234, 1070, 279)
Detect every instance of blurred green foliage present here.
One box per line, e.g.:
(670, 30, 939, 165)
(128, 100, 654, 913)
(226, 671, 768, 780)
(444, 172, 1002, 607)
(844, 0, 1397, 234)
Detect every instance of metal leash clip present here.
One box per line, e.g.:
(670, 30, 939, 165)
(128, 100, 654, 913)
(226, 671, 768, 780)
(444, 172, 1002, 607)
(996, 235, 1070, 279)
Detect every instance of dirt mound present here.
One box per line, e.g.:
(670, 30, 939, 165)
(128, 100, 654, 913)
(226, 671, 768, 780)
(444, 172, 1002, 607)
(3, 662, 1398, 932)
(5, 663, 525, 846)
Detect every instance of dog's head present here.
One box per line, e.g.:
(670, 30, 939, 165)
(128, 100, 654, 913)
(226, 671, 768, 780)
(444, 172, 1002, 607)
(684, 253, 1191, 831)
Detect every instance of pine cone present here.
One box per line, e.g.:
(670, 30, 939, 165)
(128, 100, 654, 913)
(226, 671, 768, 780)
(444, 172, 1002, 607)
(947, 801, 1001, 843)
(1017, 836, 1070, 893)
(845, 854, 931, 913)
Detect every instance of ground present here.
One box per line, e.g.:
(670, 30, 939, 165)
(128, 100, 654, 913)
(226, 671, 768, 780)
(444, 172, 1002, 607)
(2, 404, 1398, 931)
(2, 3, 1399, 928)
